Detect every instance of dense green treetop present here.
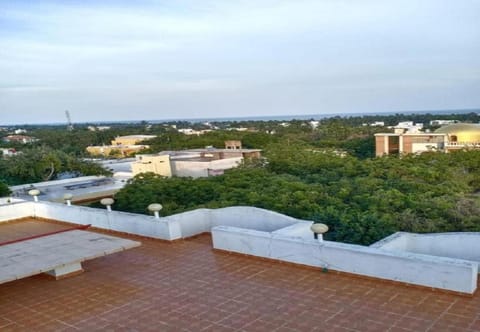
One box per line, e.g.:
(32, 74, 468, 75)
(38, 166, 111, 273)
(114, 144, 480, 245)
(0, 146, 111, 185)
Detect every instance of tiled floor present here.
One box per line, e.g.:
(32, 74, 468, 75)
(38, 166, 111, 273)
(1, 220, 480, 331)
(0, 220, 71, 243)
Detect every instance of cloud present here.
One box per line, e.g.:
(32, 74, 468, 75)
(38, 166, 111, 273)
(0, 0, 479, 124)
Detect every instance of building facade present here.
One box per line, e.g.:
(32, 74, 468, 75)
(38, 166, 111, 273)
(131, 144, 262, 178)
(111, 135, 156, 146)
(86, 135, 156, 157)
(375, 123, 480, 156)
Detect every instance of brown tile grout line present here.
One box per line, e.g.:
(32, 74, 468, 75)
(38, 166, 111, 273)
(424, 298, 458, 332)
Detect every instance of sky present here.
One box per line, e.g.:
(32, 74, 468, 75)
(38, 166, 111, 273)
(0, 0, 479, 125)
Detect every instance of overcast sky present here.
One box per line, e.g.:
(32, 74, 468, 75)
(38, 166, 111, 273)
(1, 0, 479, 125)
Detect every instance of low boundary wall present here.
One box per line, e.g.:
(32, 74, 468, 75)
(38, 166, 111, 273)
(1, 201, 478, 294)
(212, 226, 478, 294)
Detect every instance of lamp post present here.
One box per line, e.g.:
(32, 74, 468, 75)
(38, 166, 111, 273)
(28, 189, 40, 202)
(100, 198, 114, 212)
(310, 223, 329, 242)
(63, 193, 73, 206)
(148, 203, 163, 219)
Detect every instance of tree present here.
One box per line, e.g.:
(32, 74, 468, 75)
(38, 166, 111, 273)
(0, 181, 10, 197)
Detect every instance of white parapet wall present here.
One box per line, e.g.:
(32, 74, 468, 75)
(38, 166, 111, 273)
(161, 206, 309, 238)
(212, 226, 478, 294)
(30, 202, 179, 240)
(0, 201, 35, 222)
(2, 201, 479, 294)
(1, 201, 307, 241)
(371, 232, 480, 264)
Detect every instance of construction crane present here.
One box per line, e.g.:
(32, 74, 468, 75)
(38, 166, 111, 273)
(65, 110, 74, 131)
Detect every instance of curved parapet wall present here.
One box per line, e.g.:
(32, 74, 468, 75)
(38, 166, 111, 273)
(165, 206, 311, 238)
(4, 201, 311, 241)
(1, 201, 478, 294)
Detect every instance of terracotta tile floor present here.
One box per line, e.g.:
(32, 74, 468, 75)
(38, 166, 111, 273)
(0, 220, 72, 243)
(1, 220, 480, 331)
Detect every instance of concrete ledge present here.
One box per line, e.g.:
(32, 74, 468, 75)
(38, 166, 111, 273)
(212, 226, 478, 294)
(0, 230, 141, 284)
(371, 231, 480, 264)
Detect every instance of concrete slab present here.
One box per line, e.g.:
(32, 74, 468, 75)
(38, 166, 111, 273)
(0, 230, 141, 283)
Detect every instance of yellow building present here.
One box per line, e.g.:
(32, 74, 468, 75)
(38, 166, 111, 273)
(435, 123, 480, 150)
(131, 154, 172, 177)
(111, 135, 156, 146)
(86, 145, 150, 157)
(86, 135, 156, 157)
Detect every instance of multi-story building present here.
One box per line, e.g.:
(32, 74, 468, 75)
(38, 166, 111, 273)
(86, 135, 156, 157)
(375, 123, 480, 156)
(132, 141, 261, 178)
(430, 119, 456, 126)
(111, 135, 156, 146)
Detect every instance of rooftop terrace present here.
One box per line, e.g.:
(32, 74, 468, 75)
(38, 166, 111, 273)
(1, 219, 480, 331)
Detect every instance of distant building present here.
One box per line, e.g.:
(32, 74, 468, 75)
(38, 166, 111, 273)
(86, 135, 156, 157)
(111, 135, 156, 146)
(132, 142, 261, 178)
(2, 135, 38, 144)
(375, 133, 447, 156)
(224, 140, 242, 150)
(86, 145, 150, 157)
(178, 128, 212, 136)
(392, 121, 423, 134)
(1, 148, 19, 157)
(87, 126, 111, 131)
(436, 123, 480, 151)
(375, 123, 480, 156)
(429, 120, 456, 126)
(226, 127, 250, 132)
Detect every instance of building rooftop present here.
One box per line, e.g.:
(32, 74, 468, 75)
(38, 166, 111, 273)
(374, 133, 446, 136)
(9, 175, 129, 203)
(435, 123, 480, 134)
(114, 135, 157, 140)
(2, 219, 480, 331)
(188, 148, 262, 153)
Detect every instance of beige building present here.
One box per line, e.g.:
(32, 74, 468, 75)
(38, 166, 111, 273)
(111, 135, 156, 146)
(2, 135, 38, 144)
(86, 135, 156, 157)
(132, 143, 262, 178)
(375, 123, 480, 156)
(86, 145, 150, 157)
(375, 133, 447, 156)
(131, 154, 172, 177)
(224, 140, 242, 150)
